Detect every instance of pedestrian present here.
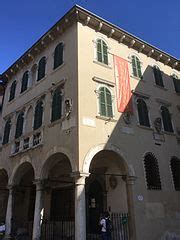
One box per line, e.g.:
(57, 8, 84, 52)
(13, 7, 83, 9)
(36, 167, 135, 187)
(99, 212, 112, 240)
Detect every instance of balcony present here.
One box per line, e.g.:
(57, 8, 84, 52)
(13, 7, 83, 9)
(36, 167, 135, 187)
(11, 128, 43, 156)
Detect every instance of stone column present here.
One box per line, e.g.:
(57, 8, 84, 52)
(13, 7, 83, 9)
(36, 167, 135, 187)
(73, 172, 89, 240)
(4, 185, 14, 239)
(32, 180, 44, 240)
(126, 176, 137, 240)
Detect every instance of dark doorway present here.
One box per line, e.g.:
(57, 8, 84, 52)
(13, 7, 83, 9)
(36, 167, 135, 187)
(87, 180, 104, 234)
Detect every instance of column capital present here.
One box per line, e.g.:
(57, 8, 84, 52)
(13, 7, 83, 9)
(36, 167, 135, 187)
(125, 176, 137, 185)
(33, 179, 46, 191)
(71, 171, 89, 185)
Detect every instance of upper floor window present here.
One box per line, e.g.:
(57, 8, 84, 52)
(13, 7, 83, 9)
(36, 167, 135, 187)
(137, 99, 150, 127)
(54, 43, 63, 69)
(21, 71, 29, 93)
(161, 106, 173, 133)
(170, 157, 180, 191)
(37, 57, 46, 81)
(51, 87, 63, 122)
(9, 81, 16, 101)
(172, 74, 180, 93)
(99, 87, 113, 118)
(15, 112, 24, 139)
(2, 119, 11, 145)
(96, 39, 108, 65)
(33, 100, 43, 130)
(131, 55, 142, 78)
(144, 153, 161, 190)
(153, 66, 164, 87)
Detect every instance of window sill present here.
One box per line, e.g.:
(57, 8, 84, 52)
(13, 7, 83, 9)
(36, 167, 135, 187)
(130, 75, 143, 81)
(154, 84, 167, 91)
(35, 75, 47, 86)
(19, 87, 31, 97)
(162, 131, 175, 136)
(93, 60, 112, 69)
(96, 115, 117, 122)
(52, 63, 65, 74)
(137, 124, 153, 131)
(48, 118, 63, 128)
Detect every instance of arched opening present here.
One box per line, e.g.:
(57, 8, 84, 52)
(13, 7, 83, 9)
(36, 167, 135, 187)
(12, 162, 35, 237)
(86, 149, 129, 239)
(0, 169, 8, 224)
(41, 153, 74, 239)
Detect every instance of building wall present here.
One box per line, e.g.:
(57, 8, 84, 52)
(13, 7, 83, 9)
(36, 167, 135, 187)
(1, 22, 79, 179)
(77, 22, 180, 239)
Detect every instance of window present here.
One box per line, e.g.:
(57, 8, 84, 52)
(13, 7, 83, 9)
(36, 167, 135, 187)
(9, 81, 16, 101)
(137, 99, 150, 127)
(15, 112, 24, 139)
(172, 74, 180, 93)
(54, 43, 63, 69)
(96, 39, 108, 65)
(161, 106, 173, 133)
(51, 87, 63, 122)
(170, 157, 180, 190)
(144, 153, 161, 190)
(2, 119, 11, 144)
(33, 100, 43, 130)
(37, 57, 46, 81)
(99, 87, 113, 118)
(153, 66, 164, 87)
(21, 71, 29, 93)
(131, 55, 142, 78)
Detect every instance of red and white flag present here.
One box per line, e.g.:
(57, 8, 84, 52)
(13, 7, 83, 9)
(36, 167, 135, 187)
(114, 55, 132, 113)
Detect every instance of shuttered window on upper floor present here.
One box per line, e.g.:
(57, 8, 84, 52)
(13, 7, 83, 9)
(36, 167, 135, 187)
(21, 71, 29, 93)
(161, 106, 173, 133)
(37, 57, 46, 81)
(172, 75, 180, 93)
(170, 157, 180, 191)
(137, 99, 150, 127)
(2, 119, 11, 144)
(33, 100, 43, 130)
(51, 87, 63, 122)
(153, 66, 164, 87)
(54, 43, 63, 69)
(97, 39, 108, 65)
(15, 112, 24, 139)
(9, 81, 16, 101)
(132, 56, 142, 78)
(99, 87, 113, 118)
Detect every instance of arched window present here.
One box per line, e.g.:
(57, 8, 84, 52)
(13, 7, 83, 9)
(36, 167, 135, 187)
(2, 119, 11, 144)
(172, 74, 180, 93)
(15, 112, 24, 139)
(37, 57, 46, 81)
(21, 71, 29, 93)
(33, 100, 43, 130)
(153, 66, 164, 87)
(97, 39, 108, 65)
(144, 153, 161, 190)
(51, 88, 63, 122)
(9, 81, 16, 101)
(137, 99, 150, 127)
(161, 106, 173, 132)
(170, 157, 180, 190)
(54, 43, 63, 69)
(131, 55, 142, 78)
(99, 87, 113, 118)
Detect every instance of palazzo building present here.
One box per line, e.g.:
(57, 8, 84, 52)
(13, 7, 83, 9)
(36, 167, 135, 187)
(0, 5, 180, 240)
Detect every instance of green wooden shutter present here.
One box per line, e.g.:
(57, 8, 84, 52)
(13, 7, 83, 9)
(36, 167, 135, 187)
(15, 112, 24, 139)
(54, 43, 63, 69)
(136, 58, 142, 78)
(173, 77, 180, 93)
(21, 71, 29, 93)
(9, 81, 16, 101)
(132, 56, 137, 77)
(51, 89, 62, 122)
(102, 41, 108, 65)
(37, 57, 46, 81)
(161, 106, 173, 132)
(153, 67, 164, 87)
(2, 119, 11, 144)
(34, 101, 43, 130)
(137, 99, 150, 127)
(97, 39, 102, 63)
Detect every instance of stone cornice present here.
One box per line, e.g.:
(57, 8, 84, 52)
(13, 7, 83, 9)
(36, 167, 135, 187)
(1, 5, 179, 81)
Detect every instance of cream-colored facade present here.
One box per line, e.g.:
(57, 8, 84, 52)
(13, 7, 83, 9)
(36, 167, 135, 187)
(0, 5, 180, 240)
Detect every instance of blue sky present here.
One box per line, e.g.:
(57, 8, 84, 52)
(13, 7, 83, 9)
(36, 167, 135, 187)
(0, 0, 179, 73)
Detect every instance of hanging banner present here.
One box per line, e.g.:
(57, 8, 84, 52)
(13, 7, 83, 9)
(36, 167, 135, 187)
(113, 55, 132, 113)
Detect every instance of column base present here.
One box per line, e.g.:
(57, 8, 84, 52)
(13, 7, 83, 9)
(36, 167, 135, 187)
(3, 235, 13, 240)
